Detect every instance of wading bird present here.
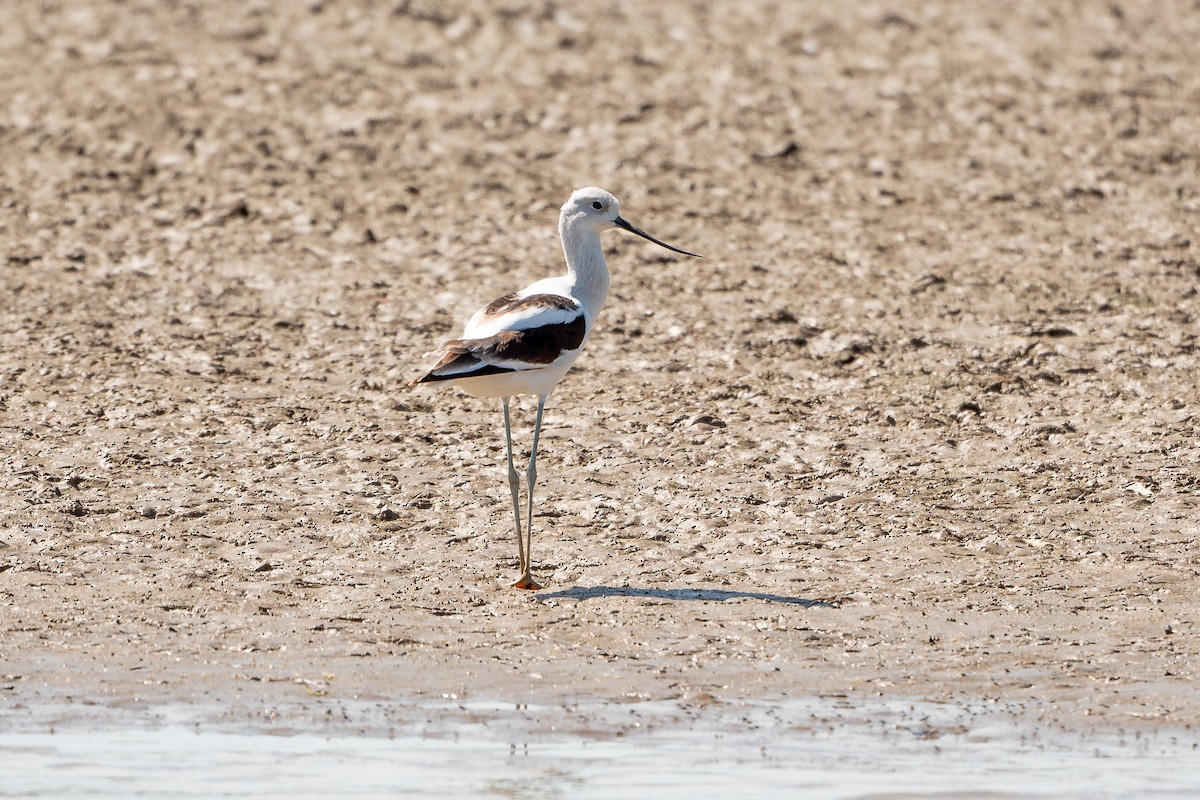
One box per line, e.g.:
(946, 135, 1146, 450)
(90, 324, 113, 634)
(413, 187, 700, 589)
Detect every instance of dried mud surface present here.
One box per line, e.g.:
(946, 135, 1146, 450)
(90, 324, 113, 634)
(2, 1, 1199, 739)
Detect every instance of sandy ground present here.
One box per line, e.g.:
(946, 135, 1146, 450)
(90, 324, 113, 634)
(2, 0, 1199, 742)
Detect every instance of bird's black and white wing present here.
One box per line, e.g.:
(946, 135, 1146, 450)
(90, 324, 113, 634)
(413, 293, 587, 384)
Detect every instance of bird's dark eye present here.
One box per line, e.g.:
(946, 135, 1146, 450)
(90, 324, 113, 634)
(591, 201, 603, 210)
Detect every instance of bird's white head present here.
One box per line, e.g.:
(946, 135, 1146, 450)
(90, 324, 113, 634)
(562, 187, 622, 231)
(560, 186, 702, 258)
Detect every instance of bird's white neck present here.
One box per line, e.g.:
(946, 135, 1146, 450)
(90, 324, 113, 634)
(559, 212, 611, 320)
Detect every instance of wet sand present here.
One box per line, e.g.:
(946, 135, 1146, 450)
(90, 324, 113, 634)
(2, 0, 1199, 746)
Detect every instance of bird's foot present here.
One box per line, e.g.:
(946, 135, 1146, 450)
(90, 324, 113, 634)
(513, 573, 543, 591)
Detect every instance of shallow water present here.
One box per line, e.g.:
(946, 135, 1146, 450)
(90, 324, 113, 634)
(3, 699, 1198, 799)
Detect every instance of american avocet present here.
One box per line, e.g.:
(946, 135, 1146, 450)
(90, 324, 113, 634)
(413, 187, 701, 590)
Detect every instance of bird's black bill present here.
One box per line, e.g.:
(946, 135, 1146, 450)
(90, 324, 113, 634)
(614, 216, 702, 258)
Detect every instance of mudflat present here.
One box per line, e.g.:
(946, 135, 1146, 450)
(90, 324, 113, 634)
(1, 1, 1197, 739)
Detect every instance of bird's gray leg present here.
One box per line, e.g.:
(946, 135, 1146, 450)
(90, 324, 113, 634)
(502, 398, 526, 577)
(515, 394, 547, 590)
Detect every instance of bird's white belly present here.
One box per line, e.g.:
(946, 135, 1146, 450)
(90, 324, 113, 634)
(447, 357, 578, 399)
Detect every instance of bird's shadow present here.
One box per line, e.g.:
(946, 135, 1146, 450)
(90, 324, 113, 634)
(536, 585, 837, 608)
